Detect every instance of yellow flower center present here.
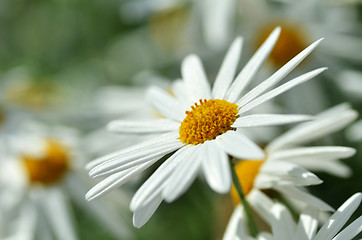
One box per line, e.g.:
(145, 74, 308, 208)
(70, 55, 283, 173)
(230, 160, 264, 205)
(179, 99, 239, 145)
(22, 139, 70, 185)
(256, 23, 308, 67)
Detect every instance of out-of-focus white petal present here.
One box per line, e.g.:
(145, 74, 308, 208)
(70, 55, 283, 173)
(232, 114, 312, 127)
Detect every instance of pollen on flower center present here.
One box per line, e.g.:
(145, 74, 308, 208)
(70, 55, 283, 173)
(231, 160, 265, 205)
(256, 23, 308, 67)
(22, 139, 70, 185)
(179, 99, 239, 145)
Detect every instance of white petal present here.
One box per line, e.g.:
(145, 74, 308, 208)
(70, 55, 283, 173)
(201, 141, 231, 193)
(86, 160, 156, 201)
(314, 193, 362, 240)
(214, 131, 265, 159)
(130, 146, 193, 211)
(270, 203, 296, 240)
(181, 55, 212, 103)
(222, 205, 248, 240)
(232, 114, 312, 128)
(89, 136, 182, 177)
(163, 145, 203, 202)
(269, 146, 356, 162)
(332, 215, 362, 240)
(237, 38, 323, 107)
(147, 86, 186, 121)
(275, 186, 334, 212)
(247, 189, 275, 225)
(258, 161, 322, 187)
(295, 160, 352, 178)
(226, 27, 281, 103)
(295, 207, 318, 240)
(86, 132, 180, 170)
(107, 119, 180, 133)
(43, 188, 77, 240)
(266, 109, 358, 152)
(239, 68, 327, 115)
(212, 37, 243, 100)
(133, 193, 163, 228)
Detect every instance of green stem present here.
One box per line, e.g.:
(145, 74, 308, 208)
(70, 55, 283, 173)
(230, 160, 259, 238)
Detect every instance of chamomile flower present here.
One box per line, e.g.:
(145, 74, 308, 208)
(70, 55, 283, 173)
(223, 192, 362, 240)
(86, 27, 327, 227)
(223, 104, 357, 238)
(270, 192, 362, 240)
(0, 122, 132, 240)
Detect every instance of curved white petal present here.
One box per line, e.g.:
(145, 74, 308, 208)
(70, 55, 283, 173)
(89, 137, 182, 177)
(295, 207, 318, 240)
(332, 215, 362, 240)
(86, 160, 156, 201)
(87, 132, 180, 170)
(222, 205, 247, 240)
(215, 131, 265, 159)
(269, 146, 356, 162)
(237, 38, 323, 107)
(267, 109, 357, 152)
(130, 146, 193, 211)
(275, 186, 334, 212)
(133, 193, 163, 228)
(258, 161, 322, 187)
(239, 68, 327, 115)
(212, 37, 243, 100)
(232, 114, 312, 128)
(270, 204, 296, 240)
(314, 193, 362, 240)
(163, 145, 203, 202)
(201, 141, 231, 194)
(181, 55, 212, 103)
(226, 27, 281, 103)
(147, 86, 186, 121)
(107, 119, 180, 133)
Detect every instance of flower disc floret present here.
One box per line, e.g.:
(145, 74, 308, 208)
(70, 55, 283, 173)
(179, 99, 239, 145)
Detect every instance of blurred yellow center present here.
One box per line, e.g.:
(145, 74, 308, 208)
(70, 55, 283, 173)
(231, 160, 264, 205)
(179, 99, 239, 145)
(256, 23, 308, 67)
(22, 139, 70, 185)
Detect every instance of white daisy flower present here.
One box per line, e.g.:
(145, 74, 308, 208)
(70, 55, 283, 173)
(270, 192, 362, 240)
(223, 104, 357, 238)
(223, 192, 362, 240)
(87, 27, 327, 227)
(0, 122, 132, 240)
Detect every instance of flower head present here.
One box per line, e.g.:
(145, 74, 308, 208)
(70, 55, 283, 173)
(87, 27, 326, 228)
